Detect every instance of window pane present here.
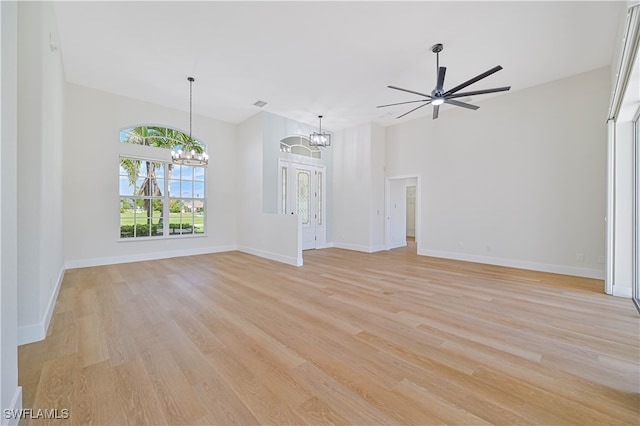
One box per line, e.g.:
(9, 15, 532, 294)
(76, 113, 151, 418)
(140, 179, 156, 196)
(142, 161, 161, 177)
(120, 198, 135, 217)
(135, 177, 145, 193)
(169, 205, 193, 235)
(194, 167, 205, 181)
(169, 199, 182, 213)
(317, 172, 323, 226)
(181, 181, 193, 198)
(121, 130, 143, 145)
(155, 165, 165, 179)
(146, 136, 166, 148)
(194, 182, 205, 199)
(292, 145, 310, 156)
(150, 200, 164, 236)
(297, 170, 310, 225)
(154, 179, 164, 196)
(181, 166, 193, 180)
(281, 166, 287, 214)
(134, 216, 151, 237)
(119, 177, 135, 196)
(194, 206, 205, 234)
(171, 165, 181, 180)
(119, 130, 132, 143)
(120, 198, 135, 238)
(169, 181, 180, 197)
(151, 200, 164, 222)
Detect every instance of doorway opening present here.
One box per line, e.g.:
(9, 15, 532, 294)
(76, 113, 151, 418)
(406, 185, 416, 244)
(386, 175, 419, 252)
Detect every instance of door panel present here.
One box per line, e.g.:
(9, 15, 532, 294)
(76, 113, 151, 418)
(295, 167, 315, 250)
(315, 170, 326, 247)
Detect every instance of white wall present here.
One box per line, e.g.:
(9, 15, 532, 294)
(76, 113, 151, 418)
(333, 122, 385, 252)
(237, 113, 301, 265)
(16, 1, 66, 345)
(63, 83, 238, 267)
(386, 67, 610, 279)
(1, 1, 22, 422)
(333, 123, 373, 251)
(389, 179, 408, 248)
(370, 123, 386, 251)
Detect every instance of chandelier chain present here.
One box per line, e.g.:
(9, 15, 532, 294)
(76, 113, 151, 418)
(171, 76, 208, 166)
(188, 77, 194, 142)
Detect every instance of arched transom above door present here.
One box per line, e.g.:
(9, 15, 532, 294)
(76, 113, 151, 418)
(280, 136, 321, 159)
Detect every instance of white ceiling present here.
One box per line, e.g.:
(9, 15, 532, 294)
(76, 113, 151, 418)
(52, 1, 627, 131)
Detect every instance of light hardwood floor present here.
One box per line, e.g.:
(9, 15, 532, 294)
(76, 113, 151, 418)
(19, 245, 639, 425)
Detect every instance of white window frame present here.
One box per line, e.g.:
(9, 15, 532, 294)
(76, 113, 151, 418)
(633, 113, 640, 311)
(118, 155, 206, 241)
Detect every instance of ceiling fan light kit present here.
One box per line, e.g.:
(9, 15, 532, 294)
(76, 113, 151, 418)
(377, 43, 511, 120)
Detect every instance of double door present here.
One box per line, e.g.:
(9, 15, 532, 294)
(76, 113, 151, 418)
(279, 160, 326, 250)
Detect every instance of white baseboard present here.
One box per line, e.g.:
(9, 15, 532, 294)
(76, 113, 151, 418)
(418, 249, 605, 280)
(43, 268, 65, 337)
(317, 242, 334, 249)
(64, 245, 237, 269)
(18, 266, 65, 346)
(2, 386, 22, 426)
(388, 241, 407, 250)
(333, 242, 369, 252)
(333, 242, 385, 253)
(237, 246, 302, 267)
(612, 285, 632, 298)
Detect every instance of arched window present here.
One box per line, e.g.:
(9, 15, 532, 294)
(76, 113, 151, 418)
(120, 125, 207, 153)
(280, 135, 321, 159)
(118, 125, 206, 239)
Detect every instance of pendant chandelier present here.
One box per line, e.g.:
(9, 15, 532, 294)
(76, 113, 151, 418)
(309, 115, 331, 147)
(171, 77, 209, 166)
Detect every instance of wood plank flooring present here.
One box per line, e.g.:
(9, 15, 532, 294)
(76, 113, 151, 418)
(18, 245, 640, 425)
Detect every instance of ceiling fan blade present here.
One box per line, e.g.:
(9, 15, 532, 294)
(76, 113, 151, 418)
(447, 86, 511, 99)
(444, 99, 479, 110)
(388, 85, 433, 99)
(436, 67, 446, 92)
(433, 104, 440, 120)
(396, 102, 431, 119)
(443, 65, 503, 96)
(377, 99, 430, 108)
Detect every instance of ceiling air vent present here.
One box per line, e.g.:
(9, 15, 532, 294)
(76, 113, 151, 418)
(253, 100, 267, 108)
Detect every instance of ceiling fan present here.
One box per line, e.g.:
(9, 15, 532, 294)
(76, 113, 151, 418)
(378, 43, 511, 120)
